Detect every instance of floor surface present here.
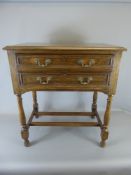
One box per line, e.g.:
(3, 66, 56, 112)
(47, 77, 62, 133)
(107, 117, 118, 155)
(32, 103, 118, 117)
(0, 111, 131, 175)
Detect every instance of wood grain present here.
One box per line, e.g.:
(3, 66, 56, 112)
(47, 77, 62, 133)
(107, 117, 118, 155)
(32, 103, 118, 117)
(4, 43, 126, 147)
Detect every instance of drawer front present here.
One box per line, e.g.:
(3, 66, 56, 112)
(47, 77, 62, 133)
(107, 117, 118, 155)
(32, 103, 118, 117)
(17, 54, 113, 68)
(19, 73, 110, 88)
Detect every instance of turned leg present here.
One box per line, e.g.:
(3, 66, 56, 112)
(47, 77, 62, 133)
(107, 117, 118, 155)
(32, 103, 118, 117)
(91, 91, 98, 118)
(32, 91, 39, 118)
(100, 95, 113, 147)
(16, 94, 30, 147)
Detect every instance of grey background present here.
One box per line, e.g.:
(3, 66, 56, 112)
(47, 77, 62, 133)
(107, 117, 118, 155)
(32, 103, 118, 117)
(1, 0, 131, 3)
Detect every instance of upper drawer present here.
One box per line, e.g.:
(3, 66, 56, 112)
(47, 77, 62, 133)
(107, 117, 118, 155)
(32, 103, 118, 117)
(16, 54, 113, 68)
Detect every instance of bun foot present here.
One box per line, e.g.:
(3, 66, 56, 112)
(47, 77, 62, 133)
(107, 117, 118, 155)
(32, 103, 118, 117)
(100, 141, 106, 147)
(24, 140, 30, 147)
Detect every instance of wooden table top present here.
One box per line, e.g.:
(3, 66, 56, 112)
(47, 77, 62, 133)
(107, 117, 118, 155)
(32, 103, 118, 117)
(3, 43, 127, 51)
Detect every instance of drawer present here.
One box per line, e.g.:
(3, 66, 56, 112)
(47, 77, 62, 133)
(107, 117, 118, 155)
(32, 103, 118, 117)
(19, 73, 110, 88)
(17, 54, 113, 68)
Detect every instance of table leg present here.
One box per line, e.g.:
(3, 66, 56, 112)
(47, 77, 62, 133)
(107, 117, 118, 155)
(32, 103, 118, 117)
(16, 94, 30, 147)
(32, 91, 38, 118)
(100, 95, 113, 147)
(92, 91, 98, 118)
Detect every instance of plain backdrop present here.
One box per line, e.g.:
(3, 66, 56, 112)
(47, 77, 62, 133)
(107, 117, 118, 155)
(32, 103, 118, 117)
(0, 2, 131, 116)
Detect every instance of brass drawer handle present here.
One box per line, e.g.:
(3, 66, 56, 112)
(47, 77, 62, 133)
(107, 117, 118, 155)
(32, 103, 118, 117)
(78, 76, 93, 85)
(34, 58, 51, 67)
(36, 76, 52, 85)
(77, 59, 95, 67)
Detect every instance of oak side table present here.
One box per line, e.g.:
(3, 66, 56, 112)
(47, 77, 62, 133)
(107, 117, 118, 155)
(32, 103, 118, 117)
(3, 44, 126, 147)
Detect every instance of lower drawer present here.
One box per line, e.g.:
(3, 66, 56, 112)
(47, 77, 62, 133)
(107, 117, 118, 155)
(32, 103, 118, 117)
(19, 73, 110, 88)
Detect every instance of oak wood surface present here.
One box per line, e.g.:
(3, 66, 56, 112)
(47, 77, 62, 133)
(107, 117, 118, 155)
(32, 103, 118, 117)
(3, 43, 127, 51)
(37, 112, 95, 116)
(30, 122, 99, 127)
(4, 43, 126, 147)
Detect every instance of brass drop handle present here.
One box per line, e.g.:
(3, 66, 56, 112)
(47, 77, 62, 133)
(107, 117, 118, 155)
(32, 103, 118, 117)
(77, 59, 95, 67)
(36, 76, 52, 85)
(34, 58, 51, 67)
(78, 76, 93, 85)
